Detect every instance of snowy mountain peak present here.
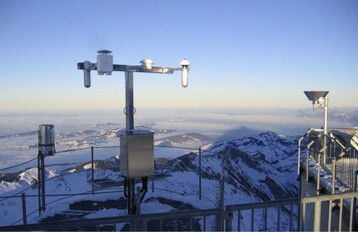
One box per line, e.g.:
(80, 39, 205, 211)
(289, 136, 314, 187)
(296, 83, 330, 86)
(155, 133, 211, 147)
(160, 131, 299, 203)
(206, 131, 297, 164)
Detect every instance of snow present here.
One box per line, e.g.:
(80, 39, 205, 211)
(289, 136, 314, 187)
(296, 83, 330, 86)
(141, 201, 173, 214)
(1, 109, 353, 229)
(83, 163, 94, 169)
(0, 127, 299, 229)
(86, 208, 125, 219)
(0, 181, 21, 193)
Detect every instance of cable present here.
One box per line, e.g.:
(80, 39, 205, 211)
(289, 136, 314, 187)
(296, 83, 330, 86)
(55, 147, 90, 154)
(152, 187, 216, 205)
(0, 184, 34, 203)
(0, 157, 37, 172)
(11, 189, 125, 225)
(0, 144, 203, 173)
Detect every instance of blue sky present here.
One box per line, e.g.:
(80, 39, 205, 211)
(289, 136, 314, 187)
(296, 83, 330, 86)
(0, 0, 357, 112)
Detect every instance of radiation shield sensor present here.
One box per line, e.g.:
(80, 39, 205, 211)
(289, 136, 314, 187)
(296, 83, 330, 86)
(140, 59, 154, 70)
(180, 59, 190, 88)
(97, 50, 113, 75)
(38, 124, 55, 156)
(304, 91, 329, 108)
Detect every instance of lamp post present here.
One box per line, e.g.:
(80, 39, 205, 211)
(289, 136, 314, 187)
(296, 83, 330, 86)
(303, 91, 329, 163)
(77, 50, 190, 216)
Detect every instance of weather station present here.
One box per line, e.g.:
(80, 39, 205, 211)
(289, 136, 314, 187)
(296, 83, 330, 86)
(77, 50, 190, 218)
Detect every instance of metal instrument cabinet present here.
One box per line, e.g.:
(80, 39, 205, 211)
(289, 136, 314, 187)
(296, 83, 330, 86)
(120, 131, 154, 178)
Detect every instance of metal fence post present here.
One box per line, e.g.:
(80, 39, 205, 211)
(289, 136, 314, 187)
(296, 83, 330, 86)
(225, 210, 233, 231)
(21, 193, 27, 225)
(37, 154, 41, 215)
(40, 154, 46, 212)
(353, 170, 358, 231)
(199, 147, 202, 200)
(91, 146, 94, 194)
(314, 200, 321, 232)
(332, 159, 336, 194)
(216, 152, 225, 231)
(298, 137, 304, 175)
(317, 153, 321, 195)
(152, 176, 155, 193)
(306, 140, 315, 182)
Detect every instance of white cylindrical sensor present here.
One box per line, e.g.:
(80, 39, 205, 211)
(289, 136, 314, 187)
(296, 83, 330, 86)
(84, 70, 91, 88)
(180, 59, 190, 88)
(181, 67, 189, 88)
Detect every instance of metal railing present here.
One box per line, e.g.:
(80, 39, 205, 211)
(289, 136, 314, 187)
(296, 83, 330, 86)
(300, 191, 358, 231)
(1, 142, 358, 231)
(2, 192, 356, 231)
(226, 198, 300, 231)
(0, 207, 220, 231)
(298, 128, 358, 192)
(0, 144, 211, 227)
(297, 128, 358, 232)
(0, 198, 301, 231)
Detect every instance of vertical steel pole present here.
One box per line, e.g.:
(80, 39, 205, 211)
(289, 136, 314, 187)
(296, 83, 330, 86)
(199, 147, 202, 200)
(353, 170, 358, 231)
(300, 202, 306, 231)
(225, 211, 233, 231)
(216, 152, 225, 231)
(306, 140, 315, 182)
(125, 71, 134, 131)
(317, 153, 321, 195)
(37, 154, 41, 214)
(314, 200, 321, 232)
(152, 176, 155, 193)
(332, 159, 336, 194)
(91, 146, 94, 194)
(41, 155, 46, 212)
(128, 180, 135, 215)
(125, 71, 136, 215)
(298, 139, 301, 175)
(323, 97, 328, 164)
(21, 193, 27, 225)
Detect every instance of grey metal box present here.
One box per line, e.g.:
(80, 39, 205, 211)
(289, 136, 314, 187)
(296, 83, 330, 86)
(120, 131, 154, 178)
